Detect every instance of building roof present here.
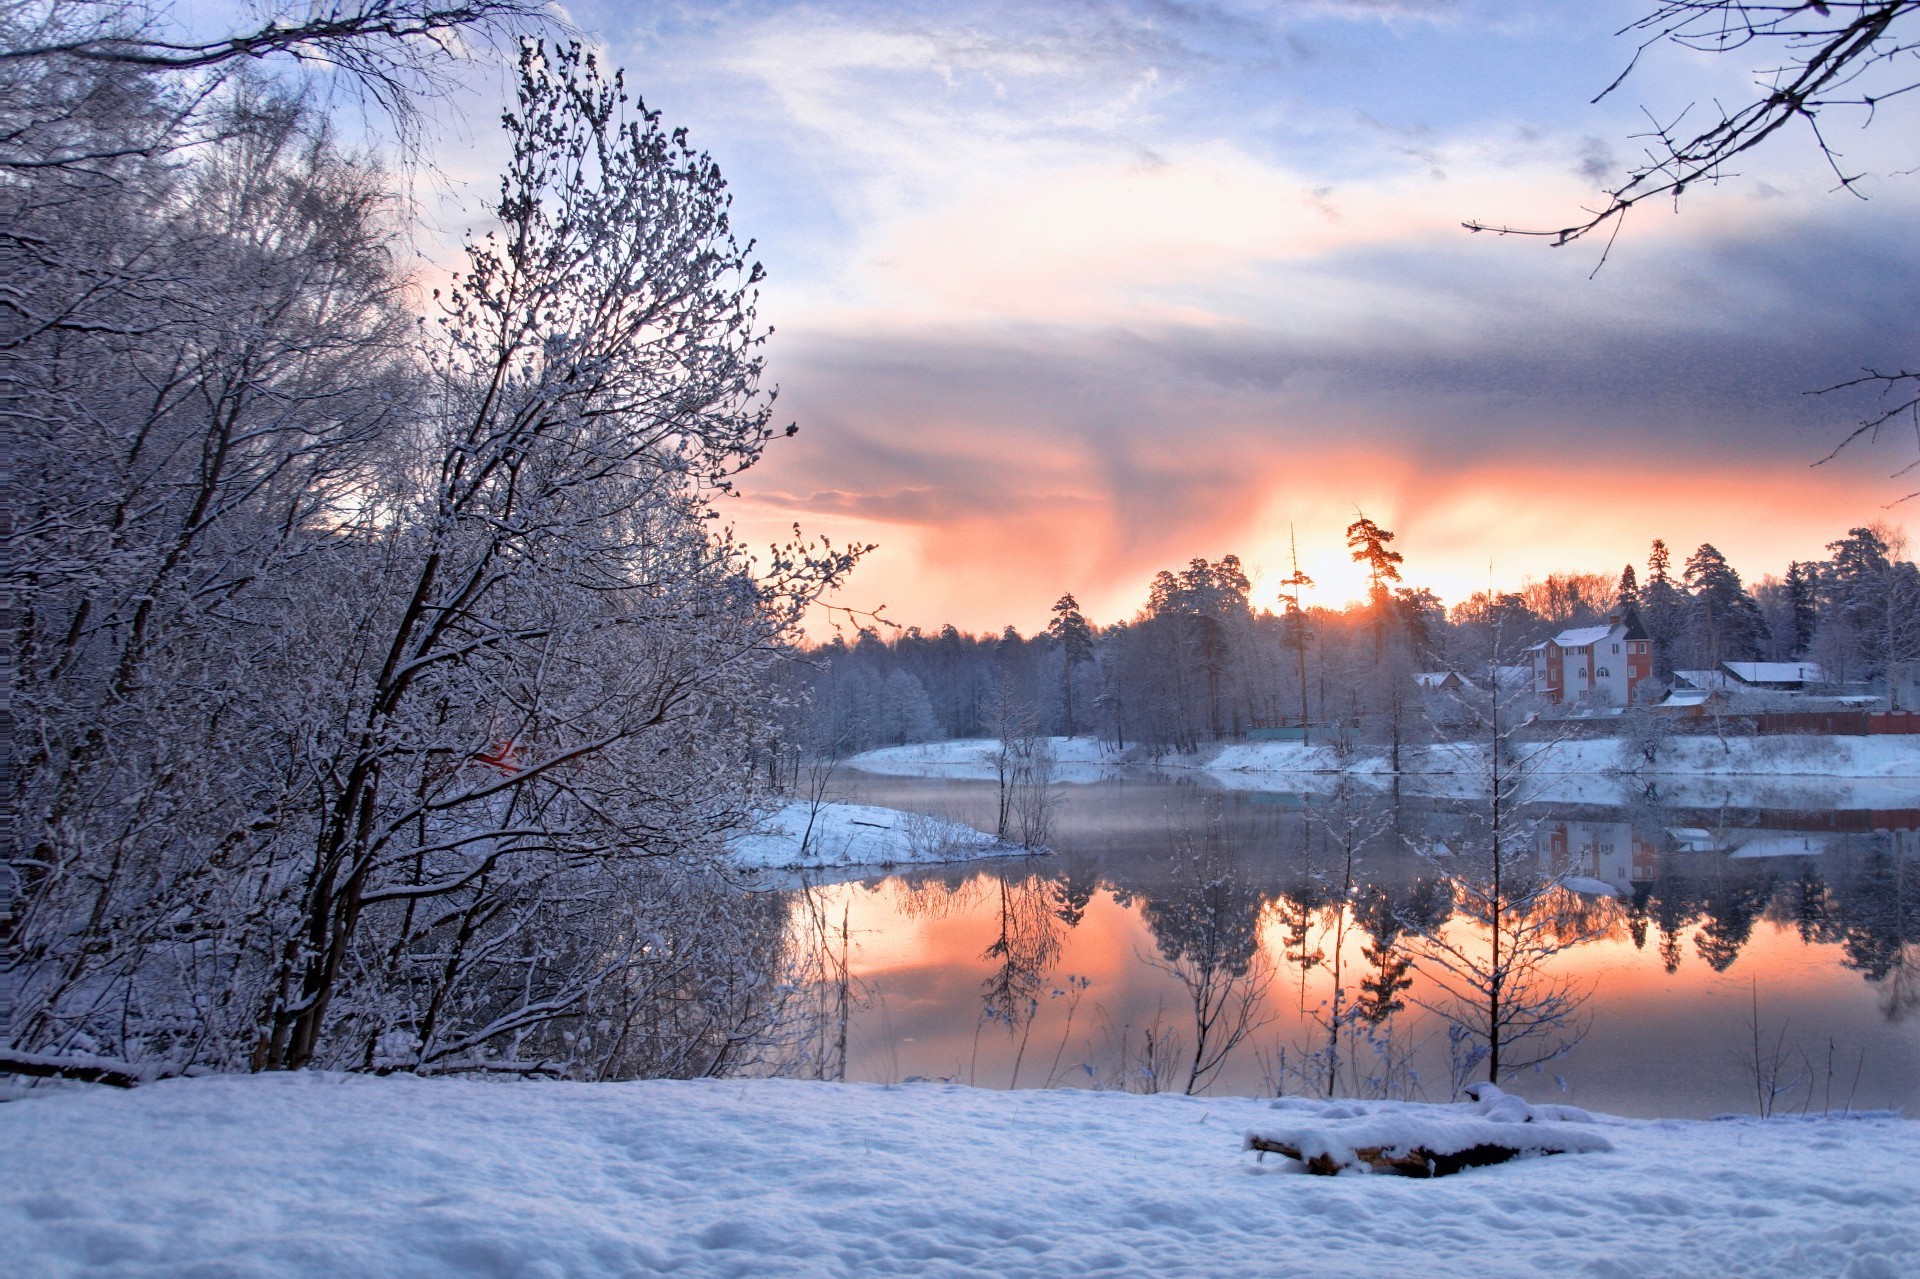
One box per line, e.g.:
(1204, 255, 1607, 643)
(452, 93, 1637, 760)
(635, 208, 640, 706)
(1660, 688, 1714, 707)
(1551, 624, 1615, 650)
(1673, 669, 1734, 691)
(1413, 671, 1475, 690)
(1722, 661, 1825, 686)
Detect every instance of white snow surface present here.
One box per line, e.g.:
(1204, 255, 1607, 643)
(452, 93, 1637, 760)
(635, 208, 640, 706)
(854, 736, 1920, 803)
(728, 800, 1008, 869)
(848, 737, 1138, 784)
(1204, 734, 1920, 782)
(4, 1074, 1917, 1278)
(1249, 1085, 1613, 1165)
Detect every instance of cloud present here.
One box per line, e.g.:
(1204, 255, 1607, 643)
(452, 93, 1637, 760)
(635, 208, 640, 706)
(727, 199, 1919, 631)
(558, 0, 1920, 632)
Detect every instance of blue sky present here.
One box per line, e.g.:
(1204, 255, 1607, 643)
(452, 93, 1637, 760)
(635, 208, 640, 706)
(426, 0, 1920, 628)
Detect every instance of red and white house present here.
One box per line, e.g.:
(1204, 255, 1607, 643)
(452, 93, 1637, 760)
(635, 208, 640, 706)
(1529, 608, 1652, 706)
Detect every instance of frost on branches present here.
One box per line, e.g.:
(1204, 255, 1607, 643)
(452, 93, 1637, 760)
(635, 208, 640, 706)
(7, 36, 856, 1081)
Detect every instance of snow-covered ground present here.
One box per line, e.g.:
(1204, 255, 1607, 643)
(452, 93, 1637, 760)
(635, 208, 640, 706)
(849, 734, 1920, 810)
(3, 1073, 1915, 1278)
(728, 800, 1016, 870)
(1207, 734, 1920, 782)
(848, 737, 1140, 784)
(1204, 735, 1920, 809)
(853, 734, 1920, 792)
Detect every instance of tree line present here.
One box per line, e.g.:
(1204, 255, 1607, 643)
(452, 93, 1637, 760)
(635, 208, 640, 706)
(800, 519, 1920, 755)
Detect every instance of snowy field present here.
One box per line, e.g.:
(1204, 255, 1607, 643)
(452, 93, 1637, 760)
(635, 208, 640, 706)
(3, 1073, 1916, 1278)
(728, 800, 1016, 870)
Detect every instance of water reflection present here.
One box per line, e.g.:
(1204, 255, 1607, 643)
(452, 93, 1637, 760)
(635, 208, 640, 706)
(790, 774, 1920, 1117)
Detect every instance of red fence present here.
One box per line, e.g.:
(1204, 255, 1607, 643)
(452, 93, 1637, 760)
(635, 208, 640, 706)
(1755, 711, 1920, 736)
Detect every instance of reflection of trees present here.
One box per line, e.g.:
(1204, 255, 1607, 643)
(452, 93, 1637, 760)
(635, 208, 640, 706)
(1137, 807, 1272, 1094)
(1647, 871, 1707, 974)
(1355, 879, 1450, 1027)
(1272, 883, 1326, 1012)
(1780, 864, 1834, 945)
(979, 871, 1064, 1037)
(1051, 855, 1100, 929)
(889, 869, 986, 921)
(1696, 869, 1777, 972)
(1827, 852, 1919, 1021)
(1626, 882, 1654, 952)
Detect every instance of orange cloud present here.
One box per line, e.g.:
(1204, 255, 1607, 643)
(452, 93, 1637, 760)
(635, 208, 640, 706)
(730, 442, 1909, 636)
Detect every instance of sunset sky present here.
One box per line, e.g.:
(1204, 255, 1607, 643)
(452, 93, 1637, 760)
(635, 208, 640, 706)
(443, 0, 1919, 631)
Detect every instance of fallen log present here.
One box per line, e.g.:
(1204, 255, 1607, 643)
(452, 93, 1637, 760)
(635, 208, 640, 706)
(1245, 1134, 1569, 1178)
(0, 1049, 145, 1089)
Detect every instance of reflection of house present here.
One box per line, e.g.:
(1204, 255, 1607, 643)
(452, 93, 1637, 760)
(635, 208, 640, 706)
(1539, 819, 1660, 888)
(1530, 609, 1652, 706)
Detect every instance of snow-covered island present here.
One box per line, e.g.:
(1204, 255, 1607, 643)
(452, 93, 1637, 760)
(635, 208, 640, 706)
(2, 1072, 1914, 1278)
(728, 799, 1027, 870)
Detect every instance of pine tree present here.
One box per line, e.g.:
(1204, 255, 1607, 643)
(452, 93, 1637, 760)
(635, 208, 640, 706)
(1641, 539, 1686, 679)
(1277, 526, 1316, 734)
(1346, 513, 1405, 661)
(1046, 594, 1095, 737)
(1684, 543, 1771, 665)
(1784, 561, 1819, 658)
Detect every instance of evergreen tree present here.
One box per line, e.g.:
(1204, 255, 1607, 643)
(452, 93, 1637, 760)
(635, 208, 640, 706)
(1346, 513, 1404, 661)
(1046, 594, 1095, 736)
(1784, 560, 1819, 658)
(1616, 563, 1639, 611)
(1683, 543, 1771, 665)
(1640, 539, 1687, 679)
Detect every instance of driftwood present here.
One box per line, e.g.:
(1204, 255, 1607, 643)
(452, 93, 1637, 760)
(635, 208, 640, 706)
(1246, 1134, 1564, 1178)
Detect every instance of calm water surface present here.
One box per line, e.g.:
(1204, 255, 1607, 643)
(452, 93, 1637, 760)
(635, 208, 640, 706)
(783, 771, 1919, 1119)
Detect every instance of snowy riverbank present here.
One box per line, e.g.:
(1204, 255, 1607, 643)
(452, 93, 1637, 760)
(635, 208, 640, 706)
(2, 1073, 1914, 1278)
(728, 800, 1019, 870)
(849, 735, 1920, 808)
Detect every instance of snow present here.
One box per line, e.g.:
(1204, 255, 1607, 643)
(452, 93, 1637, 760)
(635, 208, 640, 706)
(1725, 661, 1825, 685)
(1248, 1084, 1613, 1168)
(3, 1074, 1916, 1278)
(1550, 624, 1616, 649)
(851, 735, 1919, 811)
(728, 800, 1013, 869)
(848, 737, 1140, 784)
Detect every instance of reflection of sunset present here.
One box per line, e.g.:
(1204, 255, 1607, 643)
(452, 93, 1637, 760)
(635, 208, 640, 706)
(795, 795, 1919, 1118)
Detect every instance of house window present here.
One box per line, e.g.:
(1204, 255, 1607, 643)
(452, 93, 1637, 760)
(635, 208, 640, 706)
(1597, 667, 1610, 677)
(1611, 644, 1620, 654)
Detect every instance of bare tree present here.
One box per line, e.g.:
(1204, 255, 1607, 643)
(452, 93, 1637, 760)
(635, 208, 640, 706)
(1139, 805, 1274, 1095)
(1, 0, 552, 167)
(1406, 622, 1599, 1088)
(1464, 1, 1920, 494)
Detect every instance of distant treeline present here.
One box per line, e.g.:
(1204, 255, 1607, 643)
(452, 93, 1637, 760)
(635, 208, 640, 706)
(794, 521, 1920, 755)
